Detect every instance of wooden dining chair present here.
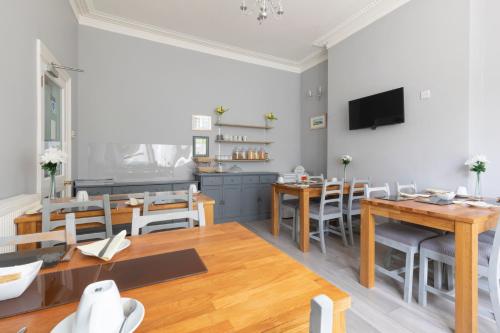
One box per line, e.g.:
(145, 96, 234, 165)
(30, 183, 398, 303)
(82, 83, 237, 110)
(0, 213, 76, 248)
(142, 188, 194, 233)
(309, 178, 346, 252)
(131, 202, 205, 236)
(42, 195, 112, 245)
(342, 178, 370, 245)
(365, 184, 440, 303)
(419, 217, 500, 330)
(309, 294, 333, 333)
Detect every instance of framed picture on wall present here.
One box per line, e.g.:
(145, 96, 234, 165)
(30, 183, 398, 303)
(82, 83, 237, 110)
(193, 136, 209, 157)
(310, 114, 327, 129)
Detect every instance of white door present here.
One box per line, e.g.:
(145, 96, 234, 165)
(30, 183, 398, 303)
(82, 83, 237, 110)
(36, 40, 72, 198)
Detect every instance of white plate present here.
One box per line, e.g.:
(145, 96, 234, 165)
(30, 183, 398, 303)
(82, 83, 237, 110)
(80, 239, 131, 257)
(125, 199, 144, 207)
(51, 298, 144, 333)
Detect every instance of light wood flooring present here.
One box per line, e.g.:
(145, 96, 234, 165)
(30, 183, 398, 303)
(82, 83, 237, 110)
(242, 219, 498, 333)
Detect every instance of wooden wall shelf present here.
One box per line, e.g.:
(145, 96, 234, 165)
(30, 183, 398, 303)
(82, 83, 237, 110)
(215, 159, 272, 163)
(215, 140, 273, 145)
(215, 122, 273, 130)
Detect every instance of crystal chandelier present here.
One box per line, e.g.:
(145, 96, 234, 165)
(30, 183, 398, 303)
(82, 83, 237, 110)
(240, 0, 284, 24)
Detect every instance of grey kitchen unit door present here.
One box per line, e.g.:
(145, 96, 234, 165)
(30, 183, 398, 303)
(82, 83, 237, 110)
(202, 186, 223, 222)
(222, 185, 242, 221)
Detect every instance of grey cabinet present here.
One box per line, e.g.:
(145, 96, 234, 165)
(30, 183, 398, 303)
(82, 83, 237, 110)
(195, 172, 277, 224)
(74, 180, 197, 196)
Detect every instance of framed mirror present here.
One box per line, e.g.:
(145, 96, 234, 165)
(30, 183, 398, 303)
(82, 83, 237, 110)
(193, 136, 209, 157)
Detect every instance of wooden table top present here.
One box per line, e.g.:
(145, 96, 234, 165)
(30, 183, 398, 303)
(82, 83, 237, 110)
(0, 223, 350, 332)
(363, 197, 500, 224)
(14, 193, 215, 225)
(273, 182, 362, 195)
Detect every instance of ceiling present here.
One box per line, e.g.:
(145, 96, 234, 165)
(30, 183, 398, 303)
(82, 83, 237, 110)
(70, 0, 410, 72)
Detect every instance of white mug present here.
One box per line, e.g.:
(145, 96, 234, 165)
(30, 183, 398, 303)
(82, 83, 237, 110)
(189, 183, 198, 194)
(73, 280, 124, 333)
(277, 176, 285, 184)
(456, 186, 468, 196)
(76, 191, 89, 202)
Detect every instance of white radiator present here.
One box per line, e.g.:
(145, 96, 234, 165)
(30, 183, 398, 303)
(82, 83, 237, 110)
(0, 194, 40, 253)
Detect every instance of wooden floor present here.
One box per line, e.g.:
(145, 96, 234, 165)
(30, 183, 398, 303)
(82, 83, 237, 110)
(242, 219, 498, 333)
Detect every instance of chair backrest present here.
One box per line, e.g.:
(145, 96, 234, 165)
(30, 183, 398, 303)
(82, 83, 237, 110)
(488, 218, 500, 331)
(42, 194, 112, 242)
(131, 202, 205, 236)
(318, 178, 344, 218)
(365, 183, 390, 199)
(0, 213, 76, 248)
(309, 294, 334, 333)
(397, 181, 417, 195)
(143, 189, 194, 215)
(347, 178, 370, 211)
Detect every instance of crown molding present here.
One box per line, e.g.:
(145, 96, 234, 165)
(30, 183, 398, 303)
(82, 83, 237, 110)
(70, 0, 411, 73)
(313, 0, 411, 49)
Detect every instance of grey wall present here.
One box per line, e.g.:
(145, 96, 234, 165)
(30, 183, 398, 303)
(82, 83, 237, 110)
(77, 26, 301, 180)
(327, 0, 471, 192)
(0, 0, 78, 200)
(300, 61, 328, 177)
(469, 0, 500, 196)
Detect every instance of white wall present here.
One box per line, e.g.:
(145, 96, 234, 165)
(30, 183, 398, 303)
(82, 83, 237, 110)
(469, 0, 500, 196)
(327, 0, 471, 192)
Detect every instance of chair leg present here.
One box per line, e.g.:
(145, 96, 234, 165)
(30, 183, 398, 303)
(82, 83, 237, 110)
(337, 216, 348, 247)
(403, 250, 415, 303)
(346, 214, 354, 246)
(291, 208, 296, 241)
(318, 219, 326, 254)
(434, 261, 443, 290)
(446, 264, 455, 291)
(294, 208, 299, 243)
(418, 252, 429, 306)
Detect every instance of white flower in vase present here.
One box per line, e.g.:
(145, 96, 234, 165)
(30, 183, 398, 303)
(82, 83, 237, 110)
(40, 148, 67, 199)
(465, 154, 488, 198)
(340, 155, 352, 181)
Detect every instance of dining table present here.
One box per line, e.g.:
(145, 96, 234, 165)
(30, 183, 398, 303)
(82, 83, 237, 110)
(360, 197, 500, 333)
(0, 223, 351, 332)
(271, 182, 361, 252)
(14, 193, 215, 251)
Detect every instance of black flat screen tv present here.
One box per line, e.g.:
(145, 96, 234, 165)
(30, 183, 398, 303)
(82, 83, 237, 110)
(349, 87, 405, 130)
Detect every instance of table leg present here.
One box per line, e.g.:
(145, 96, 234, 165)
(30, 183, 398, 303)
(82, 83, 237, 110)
(333, 310, 346, 333)
(455, 222, 478, 333)
(271, 186, 280, 236)
(360, 204, 375, 288)
(299, 190, 310, 252)
(203, 203, 214, 226)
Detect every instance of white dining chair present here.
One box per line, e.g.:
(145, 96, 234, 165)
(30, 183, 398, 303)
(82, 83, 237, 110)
(365, 183, 440, 303)
(343, 178, 370, 245)
(142, 188, 195, 233)
(418, 217, 500, 330)
(396, 181, 417, 195)
(131, 202, 205, 236)
(1, 213, 76, 248)
(42, 195, 112, 245)
(310, 294, 334, 333)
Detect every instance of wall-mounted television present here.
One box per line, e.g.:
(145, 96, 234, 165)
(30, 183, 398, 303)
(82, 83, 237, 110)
(349, 87, 405, 130)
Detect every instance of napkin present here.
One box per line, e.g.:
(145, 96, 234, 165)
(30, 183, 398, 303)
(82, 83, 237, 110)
(425, 188, 449, 194)
(399, 192, 430, 198)
(77, 230, 127, 261)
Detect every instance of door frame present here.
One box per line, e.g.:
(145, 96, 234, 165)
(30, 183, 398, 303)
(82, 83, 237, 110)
(36, 39, 72, 196)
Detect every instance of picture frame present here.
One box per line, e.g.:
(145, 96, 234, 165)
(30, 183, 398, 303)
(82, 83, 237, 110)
(193, 136, 209, 157)
(310, 114, 327, 129)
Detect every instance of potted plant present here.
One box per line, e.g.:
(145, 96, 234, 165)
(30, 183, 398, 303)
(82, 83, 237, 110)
(265, 113, 278, 127)
(465, 154, 488, 198)
(40, 148, 67, 199)
(340, 155, 352, 181)
(215, 106, 229, 123)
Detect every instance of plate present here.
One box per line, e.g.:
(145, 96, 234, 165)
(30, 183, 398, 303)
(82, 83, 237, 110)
(51, 298, 144, 333)
(79, 239, 131, 257)
(125, 199, 144, 207)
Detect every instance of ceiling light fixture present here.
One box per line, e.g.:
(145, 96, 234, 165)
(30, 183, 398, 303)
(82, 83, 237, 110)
(240, 0, 284, 24)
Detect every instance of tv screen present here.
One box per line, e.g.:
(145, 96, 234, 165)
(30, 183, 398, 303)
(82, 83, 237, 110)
(349, 87, 405, 130)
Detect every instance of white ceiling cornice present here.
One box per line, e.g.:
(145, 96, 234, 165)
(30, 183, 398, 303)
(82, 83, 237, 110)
(69, 0, 410, 73)
(313, 0, 411, 49)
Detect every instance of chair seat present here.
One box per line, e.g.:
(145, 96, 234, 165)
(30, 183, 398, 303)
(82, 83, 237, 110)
(376, 223, 438, 247)
(421, 234, 492, 267)
(309, 203, 341, 216)
(479, 230, 495, 244)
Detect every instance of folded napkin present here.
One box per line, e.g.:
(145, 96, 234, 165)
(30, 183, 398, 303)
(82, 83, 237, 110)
(453, 200, 496, 209)
(77, 230, 127, 261)
(399, 192, 430, 198)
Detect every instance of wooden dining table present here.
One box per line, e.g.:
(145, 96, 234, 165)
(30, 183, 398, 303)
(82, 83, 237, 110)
(271, 182, 360, 252)
(360, 198, 500, 333)
(14, 193, 215, 251)
(0, 223, 351, 332)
